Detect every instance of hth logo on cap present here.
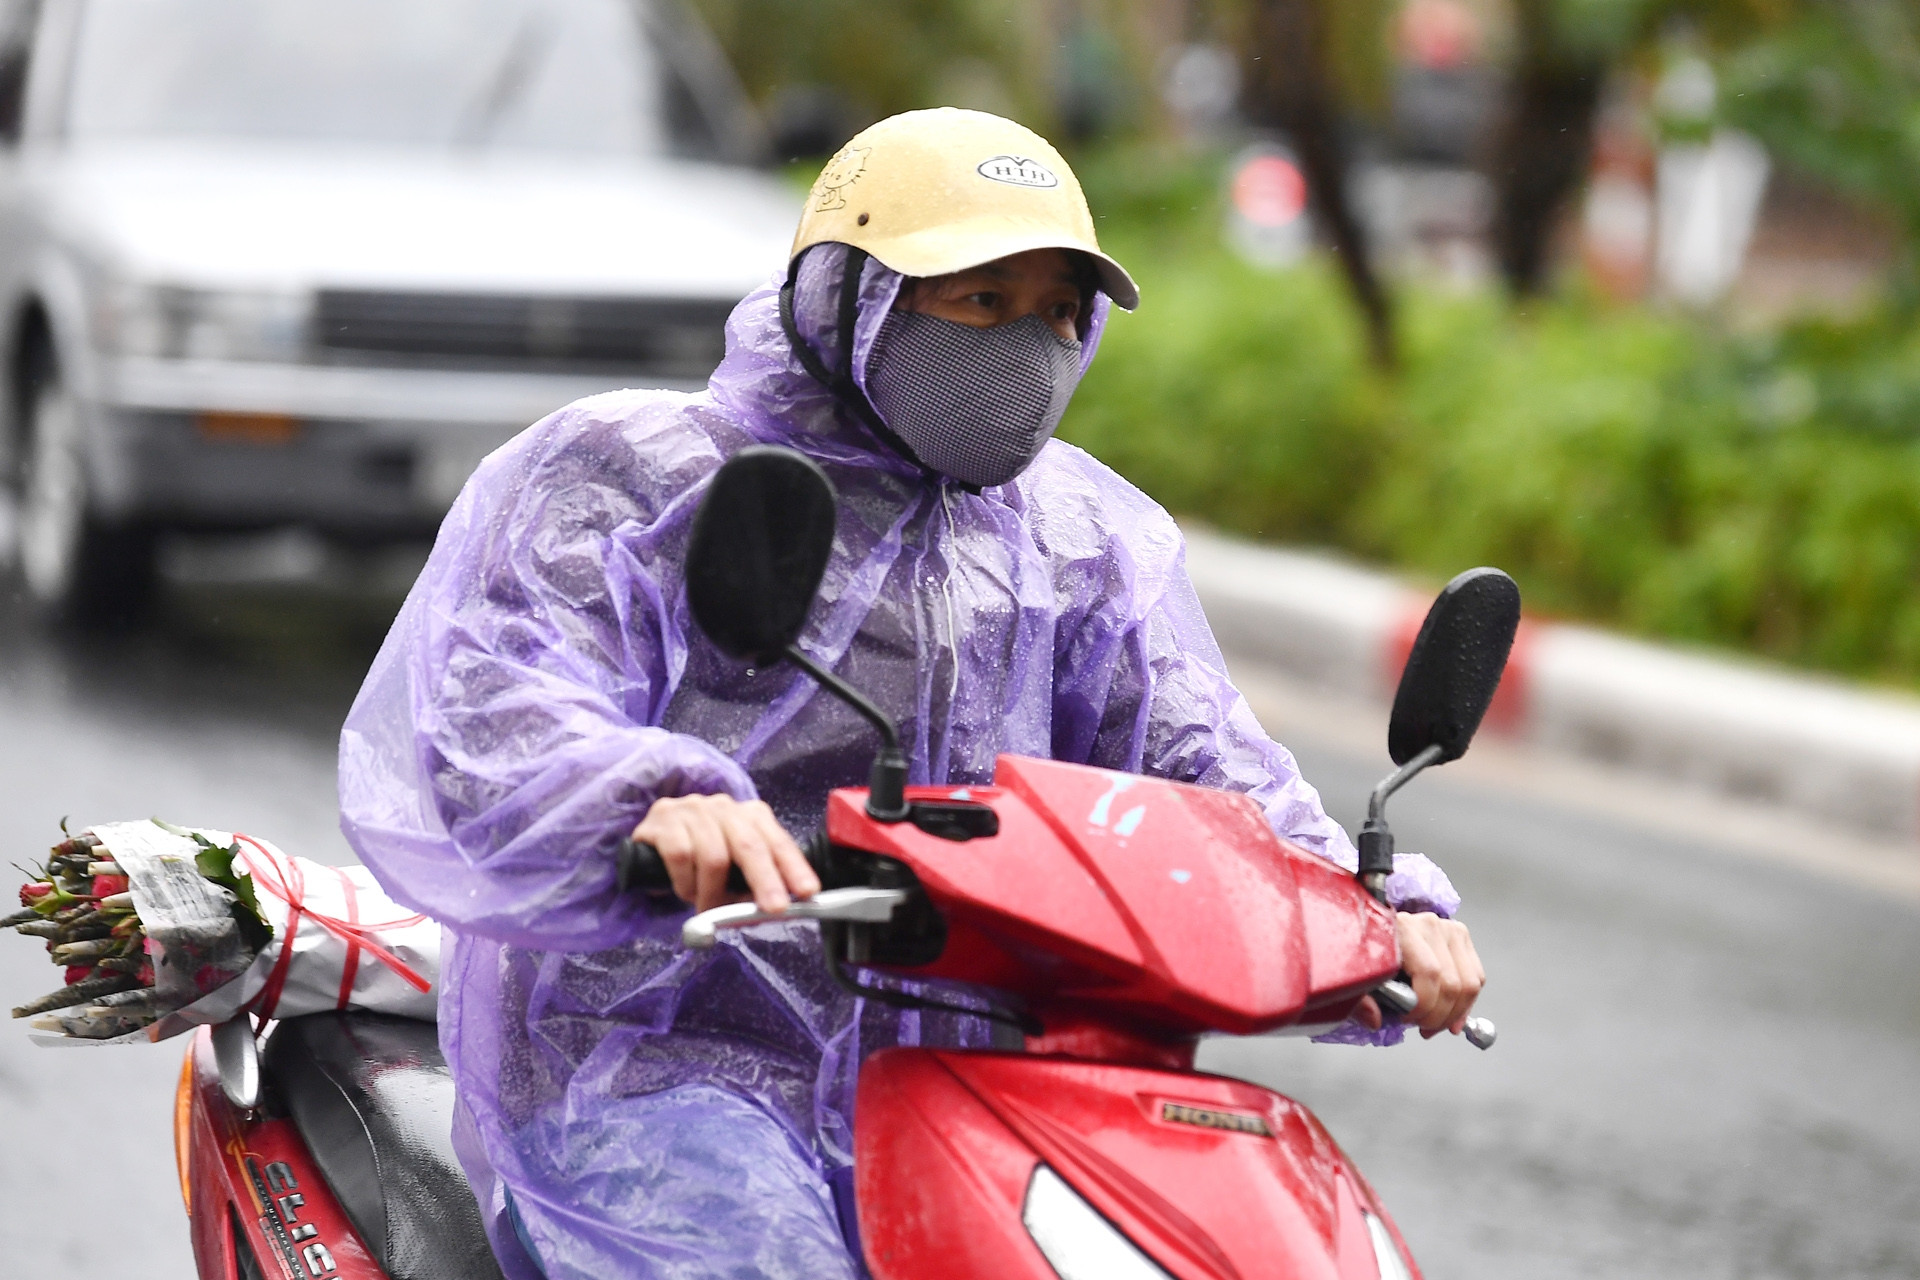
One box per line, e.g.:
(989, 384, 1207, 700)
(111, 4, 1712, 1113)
(976, 155, 1059, 188)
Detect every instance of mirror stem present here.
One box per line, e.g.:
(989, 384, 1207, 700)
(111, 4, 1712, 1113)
(783, 643, 911, 821)
(1356, 743, 1445, 902)
(1365, 742, 1445, 828)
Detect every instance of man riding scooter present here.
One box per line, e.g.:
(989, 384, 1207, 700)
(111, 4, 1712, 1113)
(337, 108, 1486, 1279)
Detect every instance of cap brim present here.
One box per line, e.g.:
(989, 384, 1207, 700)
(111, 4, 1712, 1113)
(849, 221, 1140, 311)
(1086, 254, 1139, 312)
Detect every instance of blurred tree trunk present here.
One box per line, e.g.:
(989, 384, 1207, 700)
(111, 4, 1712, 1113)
(1244, 0, 1396, 369)
(1488, 0, 1605, 295)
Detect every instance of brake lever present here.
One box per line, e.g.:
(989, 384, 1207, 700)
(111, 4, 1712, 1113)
(681, 887, 912, 950)
(1374, 978, 1497, 1050)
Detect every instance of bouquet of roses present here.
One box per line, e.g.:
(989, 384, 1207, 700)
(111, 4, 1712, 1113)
(8, 818, 439, 1043)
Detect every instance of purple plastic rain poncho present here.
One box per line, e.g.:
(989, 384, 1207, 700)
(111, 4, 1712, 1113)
(338, 243, 1458, 1280)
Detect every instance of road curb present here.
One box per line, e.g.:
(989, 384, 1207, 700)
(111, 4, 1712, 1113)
(1184, 527, 1920, 842)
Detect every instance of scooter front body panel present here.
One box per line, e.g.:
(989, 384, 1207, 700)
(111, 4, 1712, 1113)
(180, 1025, 386, 1280)
(827, 755, 1401, 1038)
(855, 1048, 1419, 1280)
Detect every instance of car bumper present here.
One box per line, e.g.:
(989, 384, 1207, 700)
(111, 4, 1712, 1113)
(87, 357, 700, 531)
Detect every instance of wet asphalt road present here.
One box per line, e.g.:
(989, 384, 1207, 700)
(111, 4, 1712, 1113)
(0, 567, 1916, 1280)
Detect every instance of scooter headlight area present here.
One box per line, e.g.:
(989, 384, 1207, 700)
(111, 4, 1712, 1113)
(1020, 1163, 1418, 1280)
(1022, 1165, 1173, 1280)
(1367, 1212, 1416, 1280)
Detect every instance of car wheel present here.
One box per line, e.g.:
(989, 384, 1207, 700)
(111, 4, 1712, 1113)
(13, 351, 156, 625)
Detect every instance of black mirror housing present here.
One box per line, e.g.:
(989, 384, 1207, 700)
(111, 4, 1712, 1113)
(686, 447, 839, 666)
(682, 447, 912, 822)
(1358, 567, 1522, 898)
(1387, 567, 1522, 767)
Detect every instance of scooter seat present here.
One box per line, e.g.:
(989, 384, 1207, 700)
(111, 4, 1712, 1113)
(263, 1012, 506, 1280)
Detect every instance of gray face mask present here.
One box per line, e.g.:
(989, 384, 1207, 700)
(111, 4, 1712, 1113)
(866, 311, 1084, 489)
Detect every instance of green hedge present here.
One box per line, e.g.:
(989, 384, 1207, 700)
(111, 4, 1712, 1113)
(1063, 228, 1920, 687)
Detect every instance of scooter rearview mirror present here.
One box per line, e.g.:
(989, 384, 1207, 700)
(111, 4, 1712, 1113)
(1357, 567, 1520, 901)
(1387, 566, 1521, 768)
(686, 447, 838, 666)
(683, 446, 911, 821)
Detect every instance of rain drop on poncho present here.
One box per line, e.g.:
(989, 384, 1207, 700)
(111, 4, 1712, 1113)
(338, 244, 1459, 1280)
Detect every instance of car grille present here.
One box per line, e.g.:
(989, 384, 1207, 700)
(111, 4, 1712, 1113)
(313, 290, 736, 378)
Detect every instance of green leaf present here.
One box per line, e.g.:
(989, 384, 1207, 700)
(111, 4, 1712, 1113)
(180, 830, 272, 950)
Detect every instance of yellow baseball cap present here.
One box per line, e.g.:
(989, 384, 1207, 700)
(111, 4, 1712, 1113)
(791, 108, 1139, 311)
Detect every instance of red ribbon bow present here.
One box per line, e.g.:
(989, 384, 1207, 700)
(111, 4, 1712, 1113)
(233, 834, 431, 1020)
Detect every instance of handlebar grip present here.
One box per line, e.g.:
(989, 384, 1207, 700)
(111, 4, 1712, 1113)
(615, 838, 747, 901)
(1374, 979, 1418, 1016)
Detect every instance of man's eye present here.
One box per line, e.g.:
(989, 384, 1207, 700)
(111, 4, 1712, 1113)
(964, 292, 1001, 309)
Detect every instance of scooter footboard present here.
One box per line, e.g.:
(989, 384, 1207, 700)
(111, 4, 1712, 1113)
(853, 1049, 1417, 1280)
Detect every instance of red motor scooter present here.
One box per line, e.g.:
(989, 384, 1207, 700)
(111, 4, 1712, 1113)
(646, 446, 1515, 1278)
(172, 446, 1515, 1280)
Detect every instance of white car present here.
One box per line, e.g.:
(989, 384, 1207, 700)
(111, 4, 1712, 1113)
(0, 0, 798, 619)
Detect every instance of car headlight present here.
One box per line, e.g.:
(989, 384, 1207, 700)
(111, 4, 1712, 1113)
(1366, 1211, 1414, 1280)
(94, 283, 310, 362)
(1021, 1164, 1172, 1280)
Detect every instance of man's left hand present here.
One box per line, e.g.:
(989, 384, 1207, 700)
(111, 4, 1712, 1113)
(1355, 912, 1485, 1038)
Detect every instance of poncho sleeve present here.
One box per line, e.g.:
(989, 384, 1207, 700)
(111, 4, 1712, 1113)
(339, 395, 757, 953)
(1031, 444, 1458, 921)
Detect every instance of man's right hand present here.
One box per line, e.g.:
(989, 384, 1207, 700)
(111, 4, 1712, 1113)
(630, 795, 819, 915)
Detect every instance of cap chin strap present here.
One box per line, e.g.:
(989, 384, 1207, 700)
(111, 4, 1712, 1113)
(779, 246, 980, 494)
